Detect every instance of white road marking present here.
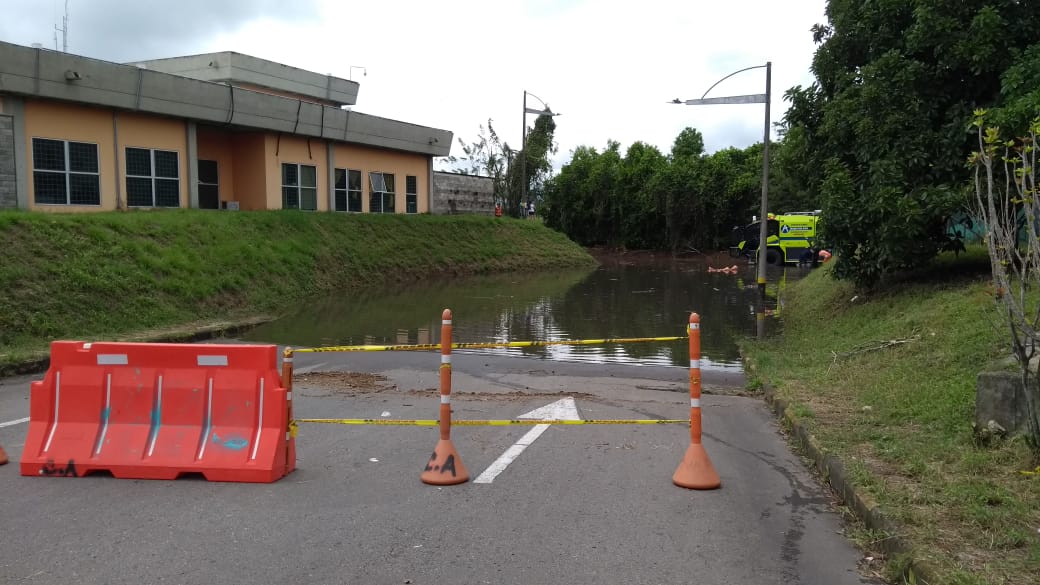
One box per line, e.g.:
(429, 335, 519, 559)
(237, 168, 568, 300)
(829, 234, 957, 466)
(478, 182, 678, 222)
(474, 397, 580, 484)
(295, 361, 328, 374)
(0, 417, 30, 428)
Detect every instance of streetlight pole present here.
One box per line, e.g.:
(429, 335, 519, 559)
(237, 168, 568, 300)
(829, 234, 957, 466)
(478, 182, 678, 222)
(522, 90, 560, 217)
(670, 62, 772, 294)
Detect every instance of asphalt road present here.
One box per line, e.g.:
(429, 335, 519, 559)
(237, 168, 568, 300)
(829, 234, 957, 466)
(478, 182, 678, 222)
(0, 350, 880, 585)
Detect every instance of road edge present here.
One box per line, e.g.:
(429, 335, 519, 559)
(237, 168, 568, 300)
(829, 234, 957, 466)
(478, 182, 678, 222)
(757, 377, 940, 584)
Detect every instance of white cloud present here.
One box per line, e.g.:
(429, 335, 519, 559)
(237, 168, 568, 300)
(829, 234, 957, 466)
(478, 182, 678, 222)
(1, 0, 827, 170)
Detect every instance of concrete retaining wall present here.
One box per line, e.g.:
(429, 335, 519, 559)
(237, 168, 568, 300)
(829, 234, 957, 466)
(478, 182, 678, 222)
(0, 115, 15, 209)
(432, 172, 494, 215)
(976, 370, 1040, 436)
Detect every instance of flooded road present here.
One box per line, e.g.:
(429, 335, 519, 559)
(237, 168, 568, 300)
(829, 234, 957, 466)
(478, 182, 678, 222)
(241, 252, 806, 371)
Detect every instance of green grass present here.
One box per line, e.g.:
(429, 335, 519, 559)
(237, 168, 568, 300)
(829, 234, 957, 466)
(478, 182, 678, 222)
(0, 209, 594, 367)
(741, 251, 1040, 584)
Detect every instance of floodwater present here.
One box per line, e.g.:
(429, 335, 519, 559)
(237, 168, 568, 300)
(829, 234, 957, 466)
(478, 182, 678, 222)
(241, 254, 808, 372)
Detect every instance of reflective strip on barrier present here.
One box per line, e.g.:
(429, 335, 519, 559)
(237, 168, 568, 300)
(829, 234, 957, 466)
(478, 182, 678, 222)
(197, 355, 229, 367)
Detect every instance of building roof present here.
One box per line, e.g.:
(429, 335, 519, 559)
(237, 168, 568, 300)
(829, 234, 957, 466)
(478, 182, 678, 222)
(132, 52, 359, 107)
(0, 41, 452, 157)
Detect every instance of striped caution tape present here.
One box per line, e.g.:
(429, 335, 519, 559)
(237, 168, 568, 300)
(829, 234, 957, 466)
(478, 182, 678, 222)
(295, 418, 687, 426)
(294, 336, 685, 354)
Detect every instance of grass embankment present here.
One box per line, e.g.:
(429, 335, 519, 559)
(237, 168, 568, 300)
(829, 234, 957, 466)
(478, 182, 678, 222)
(741, 250, 1040, 585)
(0, 210, 594, 369)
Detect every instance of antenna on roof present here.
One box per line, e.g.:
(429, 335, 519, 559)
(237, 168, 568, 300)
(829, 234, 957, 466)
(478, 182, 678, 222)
(54, 0, 69, 52)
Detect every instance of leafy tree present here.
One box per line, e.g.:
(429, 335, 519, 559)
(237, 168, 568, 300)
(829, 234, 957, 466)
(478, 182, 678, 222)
(503, 113, 558, 218)
(544, 127, 763, 252)
(442, 115, 558, 218)
(782, 0, 1040, 288)
(440, 119, 513, 206)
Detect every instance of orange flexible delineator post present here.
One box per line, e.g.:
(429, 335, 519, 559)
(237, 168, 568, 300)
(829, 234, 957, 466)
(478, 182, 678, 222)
(420, 309, 469, 485)
(673, 313, 721, 490)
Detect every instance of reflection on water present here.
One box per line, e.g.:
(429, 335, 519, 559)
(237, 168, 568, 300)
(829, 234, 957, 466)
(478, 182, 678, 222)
(241, 256, 806, 370)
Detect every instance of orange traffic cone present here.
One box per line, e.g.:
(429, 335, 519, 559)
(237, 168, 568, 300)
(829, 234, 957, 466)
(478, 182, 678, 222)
(0, 444, 8, 466)
(673, 313, 721, 489)
(420, 309, 469, 485)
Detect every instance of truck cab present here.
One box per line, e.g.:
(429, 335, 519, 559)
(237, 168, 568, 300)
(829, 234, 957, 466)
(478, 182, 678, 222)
(729, 211, 821, 265)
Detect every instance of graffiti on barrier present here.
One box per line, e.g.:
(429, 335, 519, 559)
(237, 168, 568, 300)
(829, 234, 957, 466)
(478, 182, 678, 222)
(39, 459, 78, 477)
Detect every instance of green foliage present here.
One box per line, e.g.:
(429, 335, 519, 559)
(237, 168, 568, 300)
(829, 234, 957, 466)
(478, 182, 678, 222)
(781, 0, 1040, 288)
(0, 210, 594, 366)
(440, 115, 558, 218)
(542, 127, 773, 251)
(741, 257, 1039, 583)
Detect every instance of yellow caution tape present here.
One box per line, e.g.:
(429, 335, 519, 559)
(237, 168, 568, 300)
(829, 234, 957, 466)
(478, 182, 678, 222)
(289, 420, 299, 438)
(295, 418, 687, 426)
(1020, 466, 1040, 476)
(295, 336, 685, 354)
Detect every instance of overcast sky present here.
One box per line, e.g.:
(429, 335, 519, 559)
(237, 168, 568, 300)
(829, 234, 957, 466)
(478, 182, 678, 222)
(1, 0, 827, 170)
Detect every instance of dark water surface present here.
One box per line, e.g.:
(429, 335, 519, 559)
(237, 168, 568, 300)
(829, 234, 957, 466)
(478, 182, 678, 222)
(241, 254, 807, 372)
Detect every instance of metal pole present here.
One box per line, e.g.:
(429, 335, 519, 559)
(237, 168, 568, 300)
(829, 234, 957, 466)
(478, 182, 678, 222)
(521, 90, 527, 217)
(757, 62, 772, 295)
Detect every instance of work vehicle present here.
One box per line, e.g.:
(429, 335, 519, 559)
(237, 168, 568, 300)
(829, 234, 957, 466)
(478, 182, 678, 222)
(729, 211, 821, 265)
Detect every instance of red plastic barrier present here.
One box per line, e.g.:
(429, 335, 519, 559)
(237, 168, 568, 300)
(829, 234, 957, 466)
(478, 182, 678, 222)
(21, 341, 295, 483)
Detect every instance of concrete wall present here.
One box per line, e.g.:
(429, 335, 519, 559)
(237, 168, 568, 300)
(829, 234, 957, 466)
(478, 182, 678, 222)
(976, 371, 1040, 437)
(0, 100, 9, 206)
(0, 115, 15, 208)
(432, 172, 495, 215)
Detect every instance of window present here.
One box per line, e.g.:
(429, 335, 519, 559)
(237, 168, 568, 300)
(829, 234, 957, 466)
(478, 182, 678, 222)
(32, 138, 100, 206)
(198, 159, 219, 210)
(406, 175, 418, 214)
(282, 163, 317, 210)
(334, 168, 362, 212)
(369, 172, 395, 213)
(126, 147, 180, 207)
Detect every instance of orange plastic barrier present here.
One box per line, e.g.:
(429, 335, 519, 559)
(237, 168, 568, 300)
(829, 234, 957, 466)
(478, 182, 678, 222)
(21, 341, 294, 483)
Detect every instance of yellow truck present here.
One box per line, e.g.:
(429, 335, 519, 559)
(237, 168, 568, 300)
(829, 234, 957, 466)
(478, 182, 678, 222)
(729, 211, 821, 265)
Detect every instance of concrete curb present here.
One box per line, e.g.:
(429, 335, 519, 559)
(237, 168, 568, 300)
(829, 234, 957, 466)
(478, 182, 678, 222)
(0, 316, 274, 378)
(760, 380, 940, 584)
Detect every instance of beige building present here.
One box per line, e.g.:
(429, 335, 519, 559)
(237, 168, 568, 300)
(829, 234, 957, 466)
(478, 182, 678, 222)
(0, 42, 452, 213)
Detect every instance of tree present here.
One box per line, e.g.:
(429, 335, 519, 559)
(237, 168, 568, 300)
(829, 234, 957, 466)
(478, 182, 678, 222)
(782, 1, 1040, 288)
(543, 127, 763, 252)
(502, 113, 558, 218)
(440, 119, 513, 207)
(971, 112, 1040, 453)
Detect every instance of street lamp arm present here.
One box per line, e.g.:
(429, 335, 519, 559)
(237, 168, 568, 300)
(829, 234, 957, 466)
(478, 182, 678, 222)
(699, 64, 768, 100)
(525, 91, 550, 110)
